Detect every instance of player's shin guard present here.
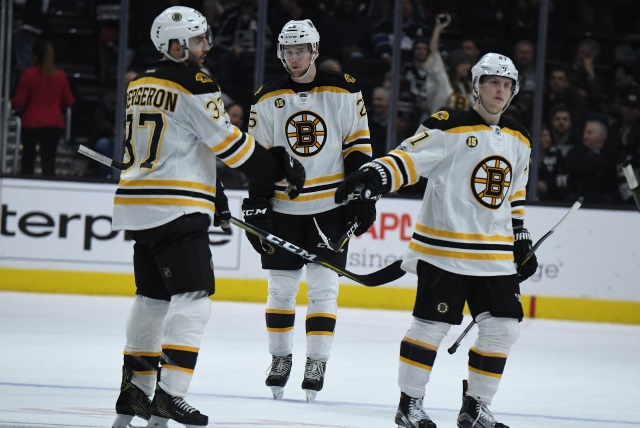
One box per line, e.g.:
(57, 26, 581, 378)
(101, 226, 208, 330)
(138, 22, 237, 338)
(266, 269, 303, 356)
(158, 291, 211, 398)
(305, 264, 339, 361)
(466, 312, 519, 405)
(124, 295, 169, 396)
(398, 317, 450, 399)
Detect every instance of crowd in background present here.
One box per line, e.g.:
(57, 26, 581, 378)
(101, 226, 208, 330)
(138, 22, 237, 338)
(8, 0, 640, 208)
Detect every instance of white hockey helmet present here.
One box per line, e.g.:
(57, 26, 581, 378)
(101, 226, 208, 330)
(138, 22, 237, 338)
(277, 19, 320, 60)
(471, 53, 519, 107)
(150, 6, 212, 62)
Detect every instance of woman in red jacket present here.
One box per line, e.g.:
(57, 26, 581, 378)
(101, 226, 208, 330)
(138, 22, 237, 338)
(11, 38, 75, 176)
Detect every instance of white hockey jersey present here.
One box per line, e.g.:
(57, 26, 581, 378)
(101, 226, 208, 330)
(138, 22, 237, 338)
(112, 61, 256, 230)
(374, 109, 532, 276)
(249, 70, 372, 215)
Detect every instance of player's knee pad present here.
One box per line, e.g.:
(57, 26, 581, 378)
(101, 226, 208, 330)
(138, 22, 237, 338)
(125, 295, 170, 352)
(406, 317, 451, 348)
(306, 264, 339, 302)
(474, 311, 520, 353)
(268, 269, 303, 302)
(164, 291, 211, 348)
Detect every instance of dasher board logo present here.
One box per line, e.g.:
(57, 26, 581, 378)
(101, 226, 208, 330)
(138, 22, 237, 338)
(471, 155, 512, 209)
(285, 110, 328, 156)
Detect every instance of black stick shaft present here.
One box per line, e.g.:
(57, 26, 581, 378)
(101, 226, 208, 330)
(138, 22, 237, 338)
(230, 216, 405, 286)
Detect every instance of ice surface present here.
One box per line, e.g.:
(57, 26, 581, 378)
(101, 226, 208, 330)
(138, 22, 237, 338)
(0, 292, 638, 427)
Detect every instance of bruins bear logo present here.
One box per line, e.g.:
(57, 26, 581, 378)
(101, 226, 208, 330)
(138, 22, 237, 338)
(285, 110, 327, 157)
(471, 156, 512, 209)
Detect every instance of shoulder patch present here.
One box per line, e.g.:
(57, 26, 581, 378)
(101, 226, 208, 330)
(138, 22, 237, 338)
(344, 73, 356, 84)
(195, 72, 213, 83)
(431, 110, 449, 121)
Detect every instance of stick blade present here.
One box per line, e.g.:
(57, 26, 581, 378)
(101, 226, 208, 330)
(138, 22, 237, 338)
(349, 259, 406, 287)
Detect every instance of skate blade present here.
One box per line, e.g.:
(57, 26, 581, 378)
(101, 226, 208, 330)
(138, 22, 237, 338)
(145, 415, 169, 428)
(305, 390, 318, 402)
(270, 386, 285, 400)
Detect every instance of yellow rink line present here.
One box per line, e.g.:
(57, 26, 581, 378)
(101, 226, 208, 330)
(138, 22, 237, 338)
(1, 268, 639, 325)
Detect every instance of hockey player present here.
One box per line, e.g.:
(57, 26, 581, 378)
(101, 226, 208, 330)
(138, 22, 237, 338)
(111, 7, 305, 428)
(242, 19, 375, 402)
(335, 53, 538, 428)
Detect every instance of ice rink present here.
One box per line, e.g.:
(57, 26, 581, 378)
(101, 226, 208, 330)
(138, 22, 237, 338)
(1, 291, 638, 428)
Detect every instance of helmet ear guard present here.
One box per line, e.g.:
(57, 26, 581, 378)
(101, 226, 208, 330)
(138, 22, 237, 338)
(150, 6, 211, 62)
(471, 53, 519, 109)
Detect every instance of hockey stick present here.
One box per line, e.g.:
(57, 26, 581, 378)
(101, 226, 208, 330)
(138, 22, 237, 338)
(447, 196, 584, 355)
(78, 144, 125, 170)
(78, 145, 406, 286)
(313, 217, 359, 252)
(621, 160, 640, 213)
(229, 216, 405, 287)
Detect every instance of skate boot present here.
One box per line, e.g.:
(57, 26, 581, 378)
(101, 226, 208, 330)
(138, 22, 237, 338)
(265, 354, 292, 399)
(457, 380, 509, 428)
(394, 391, 437, 428)
(145, 386, 208, 428)
(112, 365, 154, 428)
(301, 358, 326, 402)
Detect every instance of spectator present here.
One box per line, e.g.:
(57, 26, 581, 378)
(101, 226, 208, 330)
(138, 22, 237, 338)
(565, 120, 619, 204)
(217, 102, 249, 188)
(612, 89, 640, 203)
(211, 0, 269, 105)
(537, 124, 568, 201)
(513, 40, 536, 93)
(92, 70, 138, 179)
(401, 37, 430, 121)
(11, 38, 75, 176)
(11, 0, 49, 94)
(461, 37, 482, 64)
(544, 64, 589, 129)
(569, 38, 606, 109)
(548, 104, 581, 159)
(444, 49, 474, 111)
(318, 58, 342, 73)
(508, 39, 536, 127)
(422, 14, 454, 115)
(368, 86, 390, 158)
(96, 0, 134, 85)
(372, 0, 430, 63)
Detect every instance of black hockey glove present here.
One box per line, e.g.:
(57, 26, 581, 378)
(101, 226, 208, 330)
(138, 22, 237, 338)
(213, 180, 231, 232)
(242, 197, 275, 255)
(346, 199, 377, 236)
(270, 146, 305, 200)
(334, 161, 390, 204)
(514, 227, 538, 282)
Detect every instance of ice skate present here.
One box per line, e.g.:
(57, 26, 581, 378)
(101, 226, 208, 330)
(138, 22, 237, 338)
(394, 391, 437, 428)
(301, 358, 326, 402)
(112, 366, 153, 428)
(457, 380, 508, 428)
(265, 354, 292, 399)
(145, 386, 208, 428)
